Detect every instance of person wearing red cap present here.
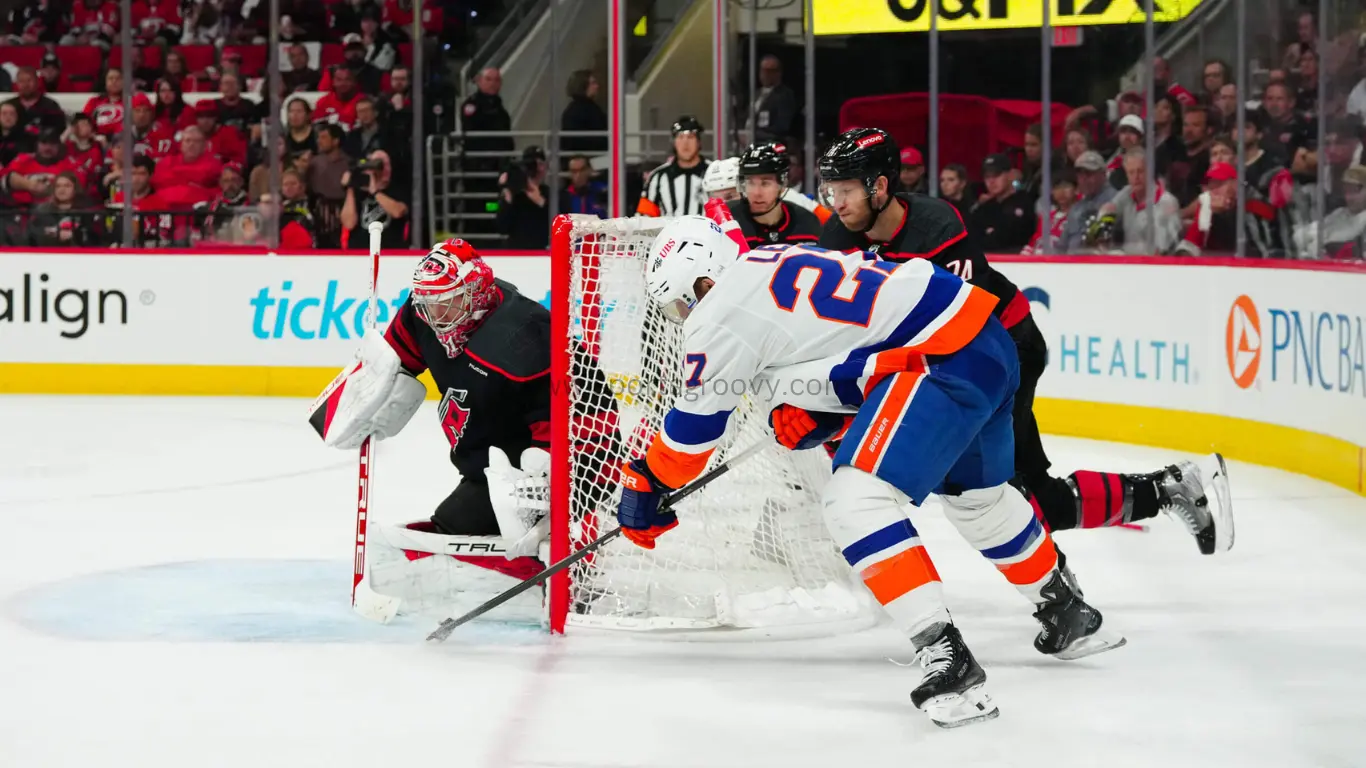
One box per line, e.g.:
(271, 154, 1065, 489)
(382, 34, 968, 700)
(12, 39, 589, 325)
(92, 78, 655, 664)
(1177, 161, 1282, 257)
(192, 100, 247, 167)
(898, 146, 928, 195)
(83, 68, 128, 138)
(151, 125, 224, 197)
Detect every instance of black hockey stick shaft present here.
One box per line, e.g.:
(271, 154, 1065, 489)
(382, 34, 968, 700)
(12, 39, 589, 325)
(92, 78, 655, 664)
(425, 440, 770, 642)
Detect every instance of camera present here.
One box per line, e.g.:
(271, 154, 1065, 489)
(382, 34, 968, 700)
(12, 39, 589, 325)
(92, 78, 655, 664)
(350, 157, 382, 188)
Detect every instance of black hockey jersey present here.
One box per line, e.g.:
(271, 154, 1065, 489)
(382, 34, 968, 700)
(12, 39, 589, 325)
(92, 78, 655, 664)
(818, 193, 1031, 329)
(384, 279, 550, 479)
(726, 198, 822, 248)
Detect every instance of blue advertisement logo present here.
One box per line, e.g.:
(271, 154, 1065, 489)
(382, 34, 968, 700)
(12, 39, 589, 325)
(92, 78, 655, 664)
(250, 281, 410, 340)
(1026, 285, 1194, 385)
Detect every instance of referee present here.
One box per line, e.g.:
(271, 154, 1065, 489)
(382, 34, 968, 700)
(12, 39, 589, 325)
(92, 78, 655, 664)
(636, 115, 710, 217)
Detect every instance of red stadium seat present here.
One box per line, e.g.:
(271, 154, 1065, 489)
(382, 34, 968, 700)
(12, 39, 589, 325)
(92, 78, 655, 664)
(319, 43, 345, 69)
(222, 45, 267, 77)
(397, 43, 412, 67)
(176, 44, 217, 73)
(62, 46, 105, 82)
(0, 45, 45, 70)
(108, 45, 163, 72)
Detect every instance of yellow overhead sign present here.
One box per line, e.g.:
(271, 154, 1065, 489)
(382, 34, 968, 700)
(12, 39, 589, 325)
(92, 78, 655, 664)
(813, 0, 1206, 34)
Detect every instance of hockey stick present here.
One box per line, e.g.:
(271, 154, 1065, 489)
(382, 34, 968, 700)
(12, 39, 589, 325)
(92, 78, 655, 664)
(352, 221, 403, 623)
(425, 439, 772, 642)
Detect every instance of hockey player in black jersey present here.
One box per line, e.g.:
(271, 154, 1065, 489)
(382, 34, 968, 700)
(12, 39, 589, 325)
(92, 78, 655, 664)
(725, 142, 823, 247)
(817, 128, 1233, 557)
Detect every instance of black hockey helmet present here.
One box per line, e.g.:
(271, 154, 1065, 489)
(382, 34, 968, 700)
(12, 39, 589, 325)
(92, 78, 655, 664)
(672, 115, 704, 136)
(818, 127, 900, 231)
(738, 142, 790, 186)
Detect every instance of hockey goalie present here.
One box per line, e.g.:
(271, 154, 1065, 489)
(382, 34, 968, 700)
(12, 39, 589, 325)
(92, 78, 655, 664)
(309, 238, 613, 620)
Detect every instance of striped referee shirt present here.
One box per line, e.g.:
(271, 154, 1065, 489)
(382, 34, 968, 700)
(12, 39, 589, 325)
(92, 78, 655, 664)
(636, 157, 710, 217)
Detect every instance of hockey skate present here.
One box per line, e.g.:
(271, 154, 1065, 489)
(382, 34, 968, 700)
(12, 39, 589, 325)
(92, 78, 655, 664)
(908, 623, 1000, 729)
(1158, 454, 1235, 555)
(1032, 570, 1126, 660)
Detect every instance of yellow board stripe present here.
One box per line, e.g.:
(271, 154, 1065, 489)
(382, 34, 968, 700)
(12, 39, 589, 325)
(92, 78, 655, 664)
(0, 363, 1361, 497)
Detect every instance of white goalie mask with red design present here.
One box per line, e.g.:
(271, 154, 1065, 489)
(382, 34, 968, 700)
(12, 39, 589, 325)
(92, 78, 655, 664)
(411, 239, 500, 357)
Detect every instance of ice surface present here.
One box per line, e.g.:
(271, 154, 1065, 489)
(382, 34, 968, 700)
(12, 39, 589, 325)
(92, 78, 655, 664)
(2, 395, 1364, 767)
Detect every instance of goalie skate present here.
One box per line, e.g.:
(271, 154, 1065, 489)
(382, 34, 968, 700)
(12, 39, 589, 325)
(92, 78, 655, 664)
(908, 623, 1000, 729)
(1159, 453, 1235, 555)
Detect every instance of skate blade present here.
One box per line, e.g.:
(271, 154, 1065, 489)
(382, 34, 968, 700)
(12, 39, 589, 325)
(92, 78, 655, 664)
(1053, 630, 1127, 661)
(920, 686, 1000, 729)
(1201, 453, 1235, 554)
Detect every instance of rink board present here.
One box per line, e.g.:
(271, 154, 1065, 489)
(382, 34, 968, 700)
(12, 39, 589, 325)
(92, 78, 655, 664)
(1, 251, 1362, 495)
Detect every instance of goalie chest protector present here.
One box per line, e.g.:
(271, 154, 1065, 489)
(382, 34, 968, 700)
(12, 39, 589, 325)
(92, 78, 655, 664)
(386, 279, 552, 480)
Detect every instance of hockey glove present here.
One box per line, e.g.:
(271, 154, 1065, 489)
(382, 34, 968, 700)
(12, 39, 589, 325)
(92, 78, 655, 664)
(769, 405, 852, 451)
(616, 459, 678, 550)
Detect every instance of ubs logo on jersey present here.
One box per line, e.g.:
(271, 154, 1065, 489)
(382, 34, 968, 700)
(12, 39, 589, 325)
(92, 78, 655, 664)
(438, 387, 471, 448)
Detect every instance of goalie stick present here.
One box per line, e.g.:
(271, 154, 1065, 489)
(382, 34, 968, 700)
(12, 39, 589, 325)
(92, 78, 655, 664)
(426, 439, 772, 642)
(352, 221, 403, 623)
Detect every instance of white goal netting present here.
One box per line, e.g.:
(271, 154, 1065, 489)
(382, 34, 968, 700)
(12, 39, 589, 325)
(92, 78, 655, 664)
(551, 214, 877, 636)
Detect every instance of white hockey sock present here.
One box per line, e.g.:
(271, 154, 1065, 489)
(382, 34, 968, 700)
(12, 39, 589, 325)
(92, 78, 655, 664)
(940, 483, 1059, 604)
(823, 466, 950, 640)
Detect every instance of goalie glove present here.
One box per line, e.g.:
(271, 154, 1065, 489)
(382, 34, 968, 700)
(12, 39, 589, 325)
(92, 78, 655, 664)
(768, 404, 851, 451)
(485, 446, 551, 559)
(309, 332, 427, 449)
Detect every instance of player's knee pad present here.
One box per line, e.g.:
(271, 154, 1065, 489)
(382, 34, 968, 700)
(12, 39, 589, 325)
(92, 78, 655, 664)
(820, 465, 910, 550)
(939, 482, 1036, 549)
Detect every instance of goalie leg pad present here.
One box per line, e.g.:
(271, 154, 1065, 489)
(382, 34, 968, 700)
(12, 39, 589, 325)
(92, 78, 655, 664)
(822, 466, 950, 639)
(309, 332, 426, 448)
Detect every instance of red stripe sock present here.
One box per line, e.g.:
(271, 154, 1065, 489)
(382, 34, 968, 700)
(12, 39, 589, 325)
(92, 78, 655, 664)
(1072, 470, 1123, 529)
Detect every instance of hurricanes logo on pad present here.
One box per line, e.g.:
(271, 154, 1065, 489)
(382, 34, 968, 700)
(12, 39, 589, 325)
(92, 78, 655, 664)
(438, 387, 472, 448)
(1225, 295, 1261, 389)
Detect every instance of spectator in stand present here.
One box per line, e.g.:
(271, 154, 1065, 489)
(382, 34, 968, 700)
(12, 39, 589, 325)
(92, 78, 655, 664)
(1063, 127, 1092, 170)
(339, 34, 385, 96)
(343, 97, 388, 160)
(0, 103, 33, 168)
(114, 154, 155, 211)
(290, 150, 312, 177)
(29, 172, 98, 247)
(64, 0, 120, 47)
(559, 154, 606, 218)
(1020, 124, 1045, 199)
(1060, 151, 1115, 253)
(152, 125, 224, 196)
(497, 146, 551, 248)
(1177, 162, 1282, 258)
(937, 163, 972, 217)
(200, 162, 250, 239)
(214, 73, 263, 144)
(4, 68, 67, 137)
(194, 102, 247, 167)
(7, 2, 64, 45)
(274, 14, 307, 43)
(128, 47, 160, 92)
(1323, 117, 1365, 207)
(358, 11, 399, 71)
(163, 50, 196, 93)
(130, 93, 175, 159)
(154, 80, 192, 135)
(284, 45, 321, 93)
(331, 0, 383, 37)
(385, 66, 414, 142)
(38, 53, 73, 94)
(461, 67, 515, 161)
(1261, 82, 1313, 158)
(1153, 56, 1197, 107)
(1283, 11, 1318, 74)
(277, 168, 317, 248)
(1107, 114, 1145, 189)
(1347, 45, 1366, 123)
(750, 55, 797, 144)
(1213, 83, 1240, 132)
(1152, 95, 1186, 175)
(1022, 169, 1077, 255)
(561, 70, 607, 155)
(898, 147, 928, 195)
(65, 113, 105, 182)
(284, 98, 317, 156)
(1201, 59, 1233, 104)
(1169, 104, 1215, 208)
(315, 65, 366, 130)
(1096, 147, 1182, 254)
(98, 138, 127, 203)
(308, 124, 351, 206)
(381, 0, 428, 41)
(1298, 165, 1366, 259)
(970, 153, 1035, 252)
(1296, 49, 1322, 117)
(0, 130, 83, 208)
(181, 3, 224, 44)
(1232, 115, 1296, 224)
(85, 68, 127, 139)
(341, 149, 409, 249)
(132, 0, 185, 47)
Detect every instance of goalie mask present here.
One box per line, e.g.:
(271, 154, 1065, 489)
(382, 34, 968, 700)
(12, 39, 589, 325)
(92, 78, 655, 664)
(411, 239, 500, 357)
(645, 215, 737, 324)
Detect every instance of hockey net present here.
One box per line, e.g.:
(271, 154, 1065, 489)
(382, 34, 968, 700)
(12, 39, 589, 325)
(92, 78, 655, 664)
(548, 214, 877, 636)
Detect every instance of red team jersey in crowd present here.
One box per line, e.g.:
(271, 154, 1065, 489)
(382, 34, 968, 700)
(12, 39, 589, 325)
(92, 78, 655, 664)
(71, 1, 120, 37)
(1021, 206, 1070, 255)
(1, 153, 86, 206)
(151, 152, 223, 192)
(134, 125, 178, 159)
(313, 91, 366, 131)
(382, 0, 443, 33)
(130, 0, 182, 39)
(83, 95, 125, 136)
(201, 124, 247, 166)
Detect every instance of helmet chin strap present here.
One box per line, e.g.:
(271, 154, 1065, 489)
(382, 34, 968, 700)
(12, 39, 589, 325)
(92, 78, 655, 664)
(857, 187, 893, 235)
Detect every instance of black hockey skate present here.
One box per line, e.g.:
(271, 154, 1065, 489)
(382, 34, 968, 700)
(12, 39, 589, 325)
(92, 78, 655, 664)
(1032, 570, 1126, 660)
(908, 623, 999, 729)
(1158, 454, 1235, 555)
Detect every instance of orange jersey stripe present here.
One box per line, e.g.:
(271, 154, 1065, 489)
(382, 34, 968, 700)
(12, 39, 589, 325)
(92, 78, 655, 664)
(860, 545, 941, 605)
(861, 349, 929, 398)
(997, 535, 1059, 586)
(853, 370, 923, 474)
(812, 203, 833, 224)
(635, 198, 662, 217)
(909, 286, 999, 356)
(645, 435, 713, 490)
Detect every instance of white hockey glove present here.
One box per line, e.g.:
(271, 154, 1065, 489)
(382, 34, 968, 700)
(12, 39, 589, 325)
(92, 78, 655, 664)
(486, 446, 552, 559)
(309, 332, 427, 449)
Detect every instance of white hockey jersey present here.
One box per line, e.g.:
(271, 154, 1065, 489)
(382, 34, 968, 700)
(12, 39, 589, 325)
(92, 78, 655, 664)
(645, 242, 999, 488)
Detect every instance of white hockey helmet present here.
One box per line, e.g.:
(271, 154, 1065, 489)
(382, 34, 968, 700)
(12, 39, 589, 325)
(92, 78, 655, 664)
(645, 215, 736, 323)
(702, 157, 740, 198)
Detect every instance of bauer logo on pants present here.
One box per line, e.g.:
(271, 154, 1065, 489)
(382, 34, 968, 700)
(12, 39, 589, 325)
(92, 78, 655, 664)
(1225, 295, 1261, 390)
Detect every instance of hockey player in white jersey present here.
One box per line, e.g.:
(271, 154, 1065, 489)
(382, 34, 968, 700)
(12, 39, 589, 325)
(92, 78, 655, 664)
(615, 215, 1124, 728)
